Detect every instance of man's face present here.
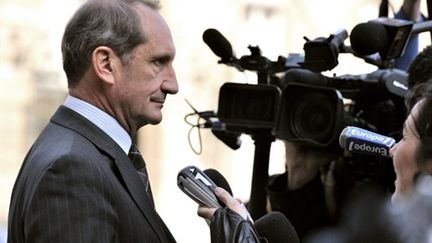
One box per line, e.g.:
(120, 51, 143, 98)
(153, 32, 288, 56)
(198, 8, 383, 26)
(114, 4, 178, 130)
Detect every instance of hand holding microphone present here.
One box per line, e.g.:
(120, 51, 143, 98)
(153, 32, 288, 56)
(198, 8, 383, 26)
(177, 166, 250, 220)
(177, 166, 300, 242)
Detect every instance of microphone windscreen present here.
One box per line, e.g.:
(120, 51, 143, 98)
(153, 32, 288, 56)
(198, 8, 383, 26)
(202, 28, 233, 60)
(255, 211, 300, 243)
(203, 168, 233, 196)
(339, 126, 349, 149)
(350, 22, 388, 56)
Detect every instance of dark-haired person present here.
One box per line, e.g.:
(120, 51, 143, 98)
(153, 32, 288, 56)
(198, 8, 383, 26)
(7, 0, 257, 242)
(390, 80, 432, 203)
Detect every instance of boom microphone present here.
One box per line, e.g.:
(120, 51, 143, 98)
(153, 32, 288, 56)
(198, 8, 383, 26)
(254, 212, 300, 243)
(202, 28, 244, 71)
(350, 18, 413, 60)
(339, 126, 396, 157)
(348, 18, 432, 63)
(350, 22, 388, 56)
(202, 28, 234, 61)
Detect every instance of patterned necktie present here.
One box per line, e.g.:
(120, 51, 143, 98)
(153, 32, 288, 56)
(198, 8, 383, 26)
(128, 144, 154, 205)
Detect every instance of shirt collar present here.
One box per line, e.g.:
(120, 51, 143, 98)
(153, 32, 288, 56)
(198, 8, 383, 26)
(64, 95, 132, 154)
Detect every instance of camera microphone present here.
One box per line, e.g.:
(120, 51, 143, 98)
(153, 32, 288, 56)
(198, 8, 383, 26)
(339, 126, 395, 157)
(202, 28, 233, 61)
(350, 18, 413, 61)
(350, 22, 389, 56)
(202, 28, 244, 71)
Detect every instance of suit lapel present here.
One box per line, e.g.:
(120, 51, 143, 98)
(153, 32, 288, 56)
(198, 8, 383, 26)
(51, 106, 171, 242)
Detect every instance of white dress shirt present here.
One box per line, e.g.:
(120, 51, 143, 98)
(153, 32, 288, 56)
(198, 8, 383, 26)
(64, 95, 132, 154)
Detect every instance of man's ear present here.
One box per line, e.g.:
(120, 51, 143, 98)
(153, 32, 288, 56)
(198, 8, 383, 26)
(91, 46, 120, 85)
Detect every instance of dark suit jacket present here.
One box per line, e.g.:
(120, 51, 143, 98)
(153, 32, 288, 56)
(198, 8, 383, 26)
(8, 106, 176, 243)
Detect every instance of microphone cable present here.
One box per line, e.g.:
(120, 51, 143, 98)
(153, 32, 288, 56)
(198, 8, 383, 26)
(183, 98, 215, 155)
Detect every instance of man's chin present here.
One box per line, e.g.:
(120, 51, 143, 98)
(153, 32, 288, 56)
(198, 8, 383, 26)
(137, 115, 162, 127)
(148, 116, 163, 125)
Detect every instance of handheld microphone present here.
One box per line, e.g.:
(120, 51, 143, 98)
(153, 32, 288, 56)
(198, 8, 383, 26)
(203, 168, 233, 196)
(177, 166, 234, 208)
(339, 126, 395, 157)
(255, 212, 300, 243)
(202, 28, 244, 71)
(177, 165, 221, 208)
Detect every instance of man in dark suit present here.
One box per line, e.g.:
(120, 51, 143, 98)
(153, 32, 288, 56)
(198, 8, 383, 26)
(7, 0, 254, 242)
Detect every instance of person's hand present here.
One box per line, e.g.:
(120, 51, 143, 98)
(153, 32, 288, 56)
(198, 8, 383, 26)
(197, 187, 251, 221)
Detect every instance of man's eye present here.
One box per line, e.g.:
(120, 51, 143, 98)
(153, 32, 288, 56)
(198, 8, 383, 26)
(153, 60, 163, 66)
(153, 57, 170, 66)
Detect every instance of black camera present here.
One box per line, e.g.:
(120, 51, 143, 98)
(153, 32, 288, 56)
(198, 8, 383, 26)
(217, 83, 281, 131)
(275, 82, 344, 147)
(217, 68, 407, 148)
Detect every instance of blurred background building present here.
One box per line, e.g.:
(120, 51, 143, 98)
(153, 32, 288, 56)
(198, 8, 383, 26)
(0, 0, 429, 242)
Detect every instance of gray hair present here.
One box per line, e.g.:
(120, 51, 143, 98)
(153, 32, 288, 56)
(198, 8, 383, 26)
(61, 0, 161, 87)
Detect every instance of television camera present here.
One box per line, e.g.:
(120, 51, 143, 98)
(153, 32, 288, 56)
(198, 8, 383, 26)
(193, 20, 412, 218)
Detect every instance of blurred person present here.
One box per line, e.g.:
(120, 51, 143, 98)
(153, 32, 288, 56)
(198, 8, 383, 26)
(7, 0, 258, 242)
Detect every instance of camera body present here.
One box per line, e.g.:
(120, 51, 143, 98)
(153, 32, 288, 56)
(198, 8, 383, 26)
(216, 68, 407, 191)
(217, 69, 407, 147)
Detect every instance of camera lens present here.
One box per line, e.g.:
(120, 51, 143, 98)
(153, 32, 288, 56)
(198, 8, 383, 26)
(238, 94, 274, 121)
(289, 92, 335, 143)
